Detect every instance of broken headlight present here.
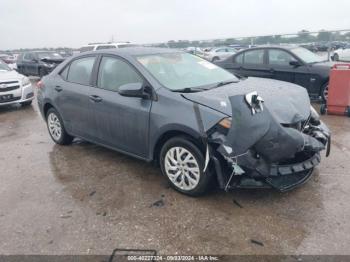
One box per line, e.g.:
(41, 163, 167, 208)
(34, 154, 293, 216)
(218, 117, 232, 129)
(214, 117, 232, 135)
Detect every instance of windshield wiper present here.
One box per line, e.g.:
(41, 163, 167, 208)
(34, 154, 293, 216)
(215, 80, 238, 88)
(172, 87, 207, 93)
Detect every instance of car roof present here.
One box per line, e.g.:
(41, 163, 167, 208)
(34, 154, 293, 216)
(243, 45, 298, 51)
(81, 47, 182, 56)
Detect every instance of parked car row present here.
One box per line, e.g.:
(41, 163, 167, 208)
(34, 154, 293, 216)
(0, 59, 34, 106)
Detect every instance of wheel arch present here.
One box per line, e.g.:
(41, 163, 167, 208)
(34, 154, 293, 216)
(152, 127, 205, 165)
(43, 102, 54, 118)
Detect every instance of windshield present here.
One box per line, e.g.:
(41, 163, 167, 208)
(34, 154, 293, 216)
(291, 47, 325, 63)
(0, 60, 11, 71)
(37, 52, 62, 59)
(136, 52, 237, 91)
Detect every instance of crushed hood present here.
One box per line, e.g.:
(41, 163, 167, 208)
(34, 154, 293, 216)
(183, 77, 311, 124)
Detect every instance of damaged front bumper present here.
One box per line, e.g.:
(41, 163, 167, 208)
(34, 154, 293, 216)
(206, 94, 331, 192)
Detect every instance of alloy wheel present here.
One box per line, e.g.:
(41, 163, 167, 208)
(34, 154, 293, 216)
(48, 113, 62, 141)
(164, 146, 200, 190)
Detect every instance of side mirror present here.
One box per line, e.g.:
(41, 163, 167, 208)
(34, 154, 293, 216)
(118, 83, 149, 99)
(289, 60, 301, 67)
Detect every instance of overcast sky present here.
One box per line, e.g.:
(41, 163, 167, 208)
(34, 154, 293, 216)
(1, 0, 349, 50)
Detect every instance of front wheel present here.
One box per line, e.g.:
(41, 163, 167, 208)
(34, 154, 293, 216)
(160, 137, 212, 196)
(46, 108, 73, 145)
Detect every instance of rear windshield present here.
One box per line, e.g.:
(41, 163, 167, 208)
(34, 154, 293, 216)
(80, 46, 95, 53)
(37, 52, 62, 59)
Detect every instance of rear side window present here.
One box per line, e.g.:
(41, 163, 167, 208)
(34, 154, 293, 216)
(234, 53, 243, 64)
(268, 49, 296, 65)
(24, 53, 33, 61)
(97, 57, 143, 92)
(244, 50, 264, 64)
(60, 65, 69, 80)
(67, 57, 95, 85)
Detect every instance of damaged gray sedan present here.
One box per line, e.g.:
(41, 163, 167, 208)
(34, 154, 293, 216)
(37, 48, 331, 196)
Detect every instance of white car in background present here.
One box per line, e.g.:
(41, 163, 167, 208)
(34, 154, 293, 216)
(203, 47, 237, 62)
(80, 42, 137, 52)
(333, 44, 350, 61)
(0, 60, 33, 106)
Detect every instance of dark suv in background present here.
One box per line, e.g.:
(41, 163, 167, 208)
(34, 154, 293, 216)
(17, 51, 65, 77)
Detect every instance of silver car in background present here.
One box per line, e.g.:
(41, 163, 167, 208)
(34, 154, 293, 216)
(0, 60, 33, 106)
(203, 47, 237, 62)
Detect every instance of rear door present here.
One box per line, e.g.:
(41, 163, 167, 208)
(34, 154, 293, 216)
(90, 55, 152, 158)
(239, 49, 270, 78)
(53, 55, 97, 140)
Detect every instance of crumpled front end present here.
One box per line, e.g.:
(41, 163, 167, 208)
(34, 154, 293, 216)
(207, 94, 331, 192)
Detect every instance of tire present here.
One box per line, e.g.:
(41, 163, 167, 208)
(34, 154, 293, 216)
(212, 57, 219, 62)
(333, 53, 339, 61)
(159, 136, 212, 196)
(321, 82, 329, 102)
(20, 101, 32, 107)
(39, 68, 46, 78)
(320, 104, 327, 115)
(46, 108, 73, 145)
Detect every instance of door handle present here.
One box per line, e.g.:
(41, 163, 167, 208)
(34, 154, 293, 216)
(89, 95, 103, 103)
(55, 86, 63, 92)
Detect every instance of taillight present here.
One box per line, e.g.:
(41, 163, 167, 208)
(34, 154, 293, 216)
(36, 80, 45, 89)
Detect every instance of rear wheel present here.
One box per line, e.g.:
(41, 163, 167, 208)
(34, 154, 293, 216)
(160, 136, 212, 196)
(333, 53, 339, 61)
(46, 108, 73, 145)
(321, 82, 329, 102)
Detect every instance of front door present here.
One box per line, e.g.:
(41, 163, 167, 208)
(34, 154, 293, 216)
(239, 49, 270, 78)
(90, 55, 152, 158)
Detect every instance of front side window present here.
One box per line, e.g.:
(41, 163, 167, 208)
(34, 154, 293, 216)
(67, 57, 95, 85)
(97, 57, 143, 92)
(244, 49, 265, 64)
(268, 49, 296, 65)
(136, 52, 237, 91)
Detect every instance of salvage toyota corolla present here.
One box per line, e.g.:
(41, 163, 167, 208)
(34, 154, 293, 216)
(37, 47, 331, 196)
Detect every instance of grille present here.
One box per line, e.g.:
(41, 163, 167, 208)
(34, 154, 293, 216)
(0, 81, 20, 92)
(0, 96, 20, 103)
